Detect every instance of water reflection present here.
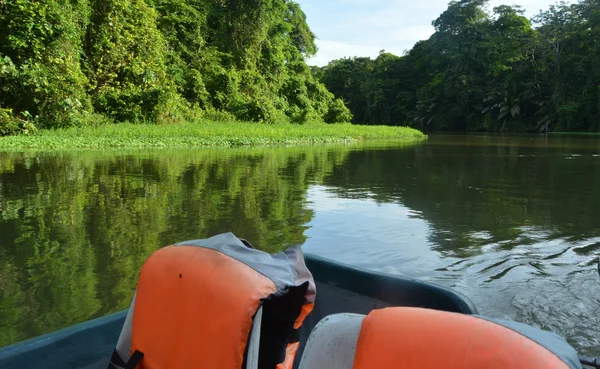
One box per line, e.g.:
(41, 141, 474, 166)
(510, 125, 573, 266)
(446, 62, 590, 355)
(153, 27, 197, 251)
(0, 146, 359, 346)
(1, 135, 599, 356)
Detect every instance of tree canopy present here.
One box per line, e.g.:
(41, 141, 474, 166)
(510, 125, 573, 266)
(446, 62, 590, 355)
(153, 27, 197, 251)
(317, 0, 600, 133)
(0, 0, 352, 136)
(3, 0, 598, 135)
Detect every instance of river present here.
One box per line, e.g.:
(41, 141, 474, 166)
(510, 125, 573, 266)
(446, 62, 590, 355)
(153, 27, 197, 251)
(0, 134, 599, 356)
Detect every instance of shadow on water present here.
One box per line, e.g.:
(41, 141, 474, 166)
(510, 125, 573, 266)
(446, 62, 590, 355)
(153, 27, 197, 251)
(1, 135, 600, 356)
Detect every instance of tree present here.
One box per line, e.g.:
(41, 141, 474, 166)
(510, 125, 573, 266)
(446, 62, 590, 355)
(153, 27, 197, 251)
(0, 0, 351, 134)
(85, 0, 181, 123)
(319, 57, 374, 123)
(0, 0, 92, 129)
(317, 0, 600, 133)
(481, 5, 539, 131)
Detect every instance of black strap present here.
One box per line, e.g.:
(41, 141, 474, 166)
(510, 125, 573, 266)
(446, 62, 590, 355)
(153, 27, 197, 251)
(110, 350, 127, 367)
(287, 328, 301, 343)
(125, 350, 144, 369)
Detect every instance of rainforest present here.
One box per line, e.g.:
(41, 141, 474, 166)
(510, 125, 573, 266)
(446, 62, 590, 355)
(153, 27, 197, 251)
(317, 0, 600, 133)
(1, 0, 599, 136)
(0, 0, 353, 137)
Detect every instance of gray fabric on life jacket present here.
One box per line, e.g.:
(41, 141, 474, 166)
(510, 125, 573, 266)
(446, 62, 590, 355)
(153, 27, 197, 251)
(112, 292, 137, 369)
(481, 317, 582, 369)
(246, 306, 263, 369)
(175, 232, 314, 301)
(284, 245, 316, 303)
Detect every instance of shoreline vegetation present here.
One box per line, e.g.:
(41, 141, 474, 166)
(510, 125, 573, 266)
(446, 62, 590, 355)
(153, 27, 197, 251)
(3, 0, 599, 140)
(0, 0, 354, 137)
(0, 121, 426, 151)
(4, 1, 597, 143)
(316, 0, 600, 133)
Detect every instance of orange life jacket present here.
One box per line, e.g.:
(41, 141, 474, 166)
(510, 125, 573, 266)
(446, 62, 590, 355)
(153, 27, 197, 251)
(108, 233, 315, 369)
(298, 307, 581, 369)
(352, 308, 577, 369)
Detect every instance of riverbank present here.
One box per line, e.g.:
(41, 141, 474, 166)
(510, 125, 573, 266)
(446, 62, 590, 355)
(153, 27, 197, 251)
(0, 121, 426, 150)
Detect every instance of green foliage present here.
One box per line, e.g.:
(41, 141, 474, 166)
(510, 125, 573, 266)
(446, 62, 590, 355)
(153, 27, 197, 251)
(0, 0, 351, 134)
(0, 0, 92, 129)
(0, 108, 21, 137)
(320, 57, 373, 124)
(84, 0, 176, 123)
(0, 121, 425, 150)
(325, 99, 353, 123)
(316, 0, 600, 133)
(0, 108, 36, 136)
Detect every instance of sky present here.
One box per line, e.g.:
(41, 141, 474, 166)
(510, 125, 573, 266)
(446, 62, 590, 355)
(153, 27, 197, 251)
(297, 0, 570, 66)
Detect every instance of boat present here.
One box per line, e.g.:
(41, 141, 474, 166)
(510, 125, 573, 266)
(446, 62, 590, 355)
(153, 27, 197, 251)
(0, 246, 597, 369)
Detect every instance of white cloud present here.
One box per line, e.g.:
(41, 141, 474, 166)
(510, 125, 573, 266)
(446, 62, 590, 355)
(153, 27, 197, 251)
(299, 0, 572, 66)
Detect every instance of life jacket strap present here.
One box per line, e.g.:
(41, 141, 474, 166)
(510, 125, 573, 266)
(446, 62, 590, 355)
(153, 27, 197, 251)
(107, 349, 143, 369)
(124, 350, 144, 369)
(109, 350, 126, 368)
(287, 328, 301, 344)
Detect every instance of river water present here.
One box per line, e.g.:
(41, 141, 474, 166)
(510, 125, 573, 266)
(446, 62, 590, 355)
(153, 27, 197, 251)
(0, 134, 599, 356)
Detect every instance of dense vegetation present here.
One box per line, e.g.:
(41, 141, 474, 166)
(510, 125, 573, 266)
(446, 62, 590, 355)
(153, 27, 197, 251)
(0, 121, 425, 150)
(316, 0, 600, 133)
(0, 0, 352, 136)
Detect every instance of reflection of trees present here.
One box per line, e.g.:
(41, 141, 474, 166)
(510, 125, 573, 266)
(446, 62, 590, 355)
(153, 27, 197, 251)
(321, 136, 600, 257)
(0, 154, 101, 345)
(0, 146, 351, 346)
